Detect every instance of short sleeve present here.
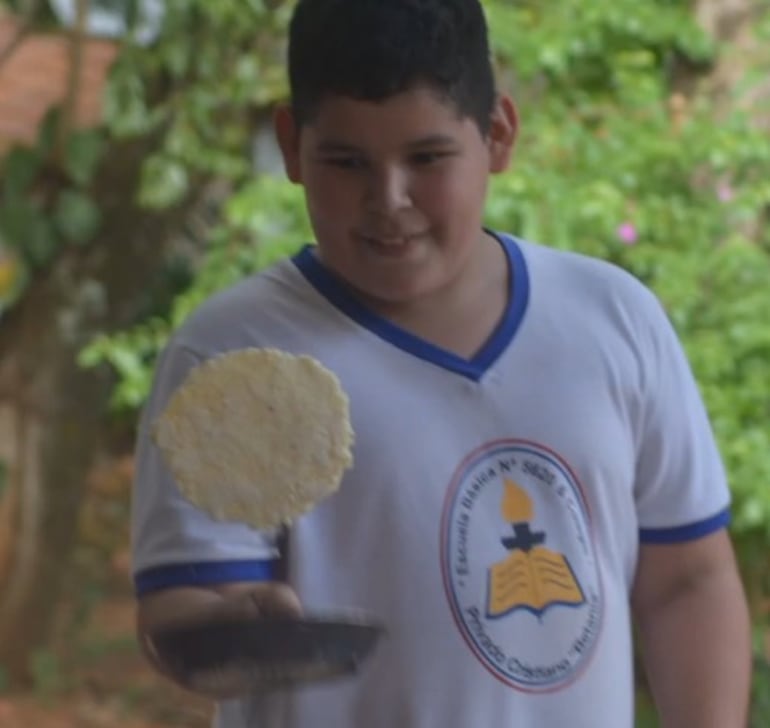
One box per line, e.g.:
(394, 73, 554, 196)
(131, 339, 282, 596)
(633, 292, 731, 544)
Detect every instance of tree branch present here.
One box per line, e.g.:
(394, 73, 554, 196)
(57, 0, 90, 159)
(0, 17, 32, 71)
(0, 0, 46, 69)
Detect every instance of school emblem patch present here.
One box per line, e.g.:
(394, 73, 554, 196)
(441, 439, 603, 692)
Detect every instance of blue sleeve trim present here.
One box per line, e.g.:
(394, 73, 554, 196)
(639, 507, 731, 544)
(134, 559, 279, 596)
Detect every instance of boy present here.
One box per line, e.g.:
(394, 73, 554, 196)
(132, 0, 752, 726)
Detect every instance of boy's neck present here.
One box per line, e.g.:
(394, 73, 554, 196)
(351, 232, 510, 360)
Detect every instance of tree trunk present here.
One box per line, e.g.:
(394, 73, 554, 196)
(0, 138, 205, 685)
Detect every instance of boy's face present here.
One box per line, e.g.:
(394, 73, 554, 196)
(275, 86, 517, 307)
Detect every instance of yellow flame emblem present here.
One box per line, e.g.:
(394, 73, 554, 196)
(501, 478, 533, 523)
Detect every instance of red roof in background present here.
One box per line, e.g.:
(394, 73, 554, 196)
(0, 14, 118, 155)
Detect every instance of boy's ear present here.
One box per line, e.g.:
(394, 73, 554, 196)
(273, 105, 302, 183)
(487, 94, 518, 174)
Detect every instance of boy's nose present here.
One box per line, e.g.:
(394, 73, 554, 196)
(364, 167, 412, 214)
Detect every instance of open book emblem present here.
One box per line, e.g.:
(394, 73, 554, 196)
(487, 479, 586, 619)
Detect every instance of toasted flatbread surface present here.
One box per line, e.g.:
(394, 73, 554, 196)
(152, 348, 354, 529)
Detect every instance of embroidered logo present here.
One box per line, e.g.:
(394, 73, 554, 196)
(441, 440, 603, 692)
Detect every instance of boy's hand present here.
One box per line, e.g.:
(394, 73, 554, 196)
(213, 581, 304, 621)
(137, 581, 304, 690)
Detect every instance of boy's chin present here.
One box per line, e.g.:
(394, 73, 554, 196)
(349, 274, 445, 309)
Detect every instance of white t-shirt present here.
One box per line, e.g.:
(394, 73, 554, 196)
(132, 232, 730, 728)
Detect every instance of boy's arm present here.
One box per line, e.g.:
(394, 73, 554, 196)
(631, 529, 751, 728)
(137, 581, 302, 690)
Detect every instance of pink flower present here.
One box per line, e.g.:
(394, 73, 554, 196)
(717, 183, 734, 203)
(617, 222, 638, 246)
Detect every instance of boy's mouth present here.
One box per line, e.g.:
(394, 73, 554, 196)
(357, 232, 427, 247)
(356, 233, 427, 259)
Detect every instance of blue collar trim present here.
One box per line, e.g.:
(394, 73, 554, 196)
(292, 230, 529, 381)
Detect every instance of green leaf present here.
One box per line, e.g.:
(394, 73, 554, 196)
(0, 199, 42, 249)
(64, 131, 106, 186)
(2, 146, 42, 199)
(0, 186, 57, 268)
(53, 190, 103, 245)
(78, 337, 107, 368)
(138, 156, 190, 209)
(36, 107, 63, 158)
(24, 219, 60, 268)
(104, 71, 162, 138)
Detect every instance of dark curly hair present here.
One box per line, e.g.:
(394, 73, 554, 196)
(288, 0, 497, 134)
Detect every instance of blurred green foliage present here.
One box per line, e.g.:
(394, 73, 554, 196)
(0, 111, 106, 295)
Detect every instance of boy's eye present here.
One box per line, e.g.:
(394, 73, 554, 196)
(410, 151, 451, 166)
(324, 157, 367, 170)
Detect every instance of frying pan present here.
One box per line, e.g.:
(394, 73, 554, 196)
(146, 612, 386, 697)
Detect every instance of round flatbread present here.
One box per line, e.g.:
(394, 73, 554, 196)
(152, 348, 354, 530)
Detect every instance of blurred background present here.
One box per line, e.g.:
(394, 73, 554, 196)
(0, 0, 768, 725)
